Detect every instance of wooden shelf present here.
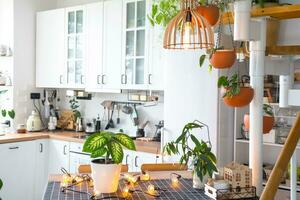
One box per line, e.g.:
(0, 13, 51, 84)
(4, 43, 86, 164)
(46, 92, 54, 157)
(236, 139, 300, 149)
(222, 4, 300, 24)
(266, 45, 300, 55)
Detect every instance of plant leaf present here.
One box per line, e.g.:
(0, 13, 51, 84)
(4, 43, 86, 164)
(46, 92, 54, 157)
(191, 135, 201, 149)
(109, 141, 123, 164)
(83, 133, 108, 153)
(1, 110, 6, 118)
(199, 54, 206, 67)
(91, 148, 107, 158)
(8, 110, 15, 119)
(114, 133, 136, 150)
(0, 178, 2, 190)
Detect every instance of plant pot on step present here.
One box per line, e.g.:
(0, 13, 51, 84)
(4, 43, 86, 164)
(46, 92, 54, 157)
(223, 87, 254, 107)
(91, 159, 122, 193)
(244, 114, 275, 134)
(210, 50, 236, 69)
(195, 5, 220, 26)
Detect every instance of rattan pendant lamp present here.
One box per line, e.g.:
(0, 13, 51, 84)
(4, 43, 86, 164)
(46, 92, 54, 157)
(163, 0, 214, 50)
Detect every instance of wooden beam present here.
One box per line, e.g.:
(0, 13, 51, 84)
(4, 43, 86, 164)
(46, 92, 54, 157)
(222, 4, 300, 24)
(261, 113, 300, 200)
(266, 46, 300, 55)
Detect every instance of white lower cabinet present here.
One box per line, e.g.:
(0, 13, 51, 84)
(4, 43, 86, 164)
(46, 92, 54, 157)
(0, 141, 36, 200)
(123, 150, 161, 172)
(69, 142, 91, 173)
(48, 140, 70, 174)
(34, 139, 49, 200)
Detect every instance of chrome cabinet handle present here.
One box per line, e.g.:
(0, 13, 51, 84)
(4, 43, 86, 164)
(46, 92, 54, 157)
(125, 74, 128, 84)
(63, 145, 67, 155)
(9, 146, 19, 150)
(148, 74, 152, 85)
(125, 155, 129, 165)
(40, 143, 43, 153)
(121, 74, 125, 84)
(80, 75, 84, 84)
(102, 75, 106, 85)
(97, 75, 101, 85)
(59, 75, 63, 84)
(134, 156, 138, 167)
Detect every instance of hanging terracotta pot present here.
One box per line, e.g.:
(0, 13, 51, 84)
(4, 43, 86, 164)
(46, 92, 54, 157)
(244, 114, 275, 134)
(210, 49, 236, 69)
(195, 5, 220, 26)
(223, 87, 254, 107)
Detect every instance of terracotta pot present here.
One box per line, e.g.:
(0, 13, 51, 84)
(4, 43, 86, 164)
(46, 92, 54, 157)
(244, 114, 275, 134)
(196, 5, 220, 26)
(210, 50, 236, 69)
(223, 87, 254, 107)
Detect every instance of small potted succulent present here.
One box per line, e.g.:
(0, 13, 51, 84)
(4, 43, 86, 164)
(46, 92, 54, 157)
(164, 121, 217, 189)
(218, 74, 254, 107)
(83, 131, 136, 193)
(244, 104, 275, 134)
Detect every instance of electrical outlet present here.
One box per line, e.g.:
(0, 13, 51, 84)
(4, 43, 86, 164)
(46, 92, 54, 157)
(30, 93, 40, 99)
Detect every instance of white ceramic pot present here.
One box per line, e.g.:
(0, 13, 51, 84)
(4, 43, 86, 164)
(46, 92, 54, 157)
(91, 159, 122, 194)
(193, 172, 208, 189)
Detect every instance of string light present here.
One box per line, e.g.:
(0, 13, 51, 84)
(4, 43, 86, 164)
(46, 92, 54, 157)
(170, 173, 181, 187)
(140, 172, 150, 181)
(147, 184, 156, 195)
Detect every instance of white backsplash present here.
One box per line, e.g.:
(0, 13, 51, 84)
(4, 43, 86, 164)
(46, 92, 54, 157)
(58, 90, 164, 137)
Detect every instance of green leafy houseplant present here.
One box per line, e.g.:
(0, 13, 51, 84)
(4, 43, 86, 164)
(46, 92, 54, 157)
(69, 97, 81, 120)
(263, 104, 274, 116)
(164, 121, 217, 183)
(83, 131, 136, 164)
(217, 73, 240, 98)
(199, 47, 223, 71)
(83, 131, 136, 193)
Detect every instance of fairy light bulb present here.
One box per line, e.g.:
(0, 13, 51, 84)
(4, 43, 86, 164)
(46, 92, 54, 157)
(123, 185, 130, 197)
(141, 172, 150, 181)
(171, 177, 179, 186)
(147, 184, 155, 195)
(183, 9, 193, 49)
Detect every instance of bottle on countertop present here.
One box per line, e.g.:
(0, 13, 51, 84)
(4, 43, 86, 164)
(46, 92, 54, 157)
(95, 115, 101, 132)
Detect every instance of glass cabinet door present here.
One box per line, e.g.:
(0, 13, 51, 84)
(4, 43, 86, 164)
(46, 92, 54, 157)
(124, 0, 146, 86)
(66, 8, 85, 86)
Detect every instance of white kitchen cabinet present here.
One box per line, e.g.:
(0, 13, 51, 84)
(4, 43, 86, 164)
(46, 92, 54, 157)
(121, 0, 164, 91)
(122, 150, 161, 172)
(34, 139, 49, 200)
(36, 9, 65, 88)
(65, 6, 86, 89)
(85, 0, 122, 93)
(69, 142, 91, 173)
(0, 141, 36, 200)
(48, 140, 70, 174)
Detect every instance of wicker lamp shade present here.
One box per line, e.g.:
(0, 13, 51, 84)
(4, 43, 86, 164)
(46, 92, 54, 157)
(163, 0, 214, 50)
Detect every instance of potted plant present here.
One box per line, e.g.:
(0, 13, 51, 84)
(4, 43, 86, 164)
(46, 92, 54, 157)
(199, 47, 236, 69)
(83, 131, 136, 194)
(164, 121, 217, 189)
(244, 104, 275, 134)
(218, 74, 254, 107)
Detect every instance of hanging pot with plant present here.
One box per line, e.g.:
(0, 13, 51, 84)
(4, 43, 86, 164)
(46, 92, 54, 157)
(195, 4, 220, 26)
(164, 120, 217, 189)
(83, 131, 136, 194)
(199, 11, 236, 70)
(218, 74, 254, 107)
(244, 104, 275, 134)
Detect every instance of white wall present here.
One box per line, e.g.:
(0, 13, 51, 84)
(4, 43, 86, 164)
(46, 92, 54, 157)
(12, 0, 56, 126)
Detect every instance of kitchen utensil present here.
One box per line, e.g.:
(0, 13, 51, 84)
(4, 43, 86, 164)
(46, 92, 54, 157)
(153, 120, 164, 142)
(95, 115, 101, 132)
(122, 104, 133, 115)
(26, 110, 43, 132)
(136, 121, 149, 138)
(132, 105, 139, 126)
(105, 104, 115, 129)
(117, 105, 121, 124)
(85, 120, 96, 134)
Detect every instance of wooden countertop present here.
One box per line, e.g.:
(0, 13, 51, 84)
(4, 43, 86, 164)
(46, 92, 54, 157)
(0, 131, 161, 154)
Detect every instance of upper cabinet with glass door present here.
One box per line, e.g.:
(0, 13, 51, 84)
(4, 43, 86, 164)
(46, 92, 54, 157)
(65, 6, 85, 89)
(122, 0, 148, 90)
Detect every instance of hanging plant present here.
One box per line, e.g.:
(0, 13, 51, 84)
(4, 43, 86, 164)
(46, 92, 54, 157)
(244, 104, 275, 134)
(253, 0, 279, 8)
(218, 74, 254, 107)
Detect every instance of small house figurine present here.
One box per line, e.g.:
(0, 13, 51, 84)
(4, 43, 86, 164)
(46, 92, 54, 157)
(224, 162, 252, 189)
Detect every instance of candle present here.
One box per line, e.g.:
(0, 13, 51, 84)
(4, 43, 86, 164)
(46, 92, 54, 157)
(147, 184, 155, 195)
(141, 172, 150, 181)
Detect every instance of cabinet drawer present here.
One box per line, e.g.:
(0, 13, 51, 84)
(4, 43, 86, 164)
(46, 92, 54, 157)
(70, 142, 83, 152)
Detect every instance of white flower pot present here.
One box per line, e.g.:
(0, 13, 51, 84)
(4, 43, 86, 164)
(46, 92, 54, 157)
(91, 159, 122, 194)
(193, 172, 208, 189)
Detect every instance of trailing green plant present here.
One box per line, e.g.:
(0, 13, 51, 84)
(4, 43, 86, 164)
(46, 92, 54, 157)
(83, 131, 136, 164)
(164, 121, 217, 181)
(263, 104, 274, 116)
(69, 97, 81, 120)
(218, 73, 240, 98)
(1, 109, 15, 119)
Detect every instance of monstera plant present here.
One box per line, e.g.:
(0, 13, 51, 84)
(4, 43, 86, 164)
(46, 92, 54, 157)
(83, 131, 136, 194)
